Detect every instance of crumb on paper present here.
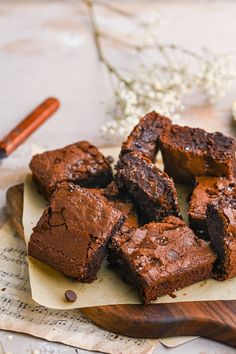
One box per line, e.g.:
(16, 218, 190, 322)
(7, 335, 13, 341)
(1, 288, 6, 291)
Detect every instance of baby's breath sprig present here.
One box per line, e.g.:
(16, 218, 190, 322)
(82, 0, 236, 142)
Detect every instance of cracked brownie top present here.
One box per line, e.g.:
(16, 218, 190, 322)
(30, 141, 113, 198)
(28, 182, 124, 281)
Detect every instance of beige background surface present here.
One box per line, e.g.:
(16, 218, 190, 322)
(0, 0, 236, 353)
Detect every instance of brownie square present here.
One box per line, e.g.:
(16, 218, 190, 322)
(120, 111, 171, 162)
(116, 151, 180, 222)
(30, 141, 113, 198)
(159, 125, 236, 184)
(109, 216, 216, 304)
(28, 182, 124, 282)
(207, 196, 236, 280)
(189, 177, 236, 239)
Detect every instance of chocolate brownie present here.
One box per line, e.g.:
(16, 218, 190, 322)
(207, 196, 236, 280)
(120, 111, 171, 162)
(109, 216, 216, 304)
(159, 125, 236, 184)
(28, 182, 124, 282)
(90, 182, 139, 228)
(116, 152, 180, 222)
(30, 141, 113, 198)
(189, 177, 236, 239)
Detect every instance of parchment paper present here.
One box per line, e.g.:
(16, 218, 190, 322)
(23, 147, 236, 309)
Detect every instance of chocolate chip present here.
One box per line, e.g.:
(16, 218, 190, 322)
(134, 142, 142, 148)
(1, 288, 6, 291)
(106, 155, 114, 164)
(65, 289, 77, 302)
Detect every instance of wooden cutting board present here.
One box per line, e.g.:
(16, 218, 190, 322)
(6, 184, 236, 347)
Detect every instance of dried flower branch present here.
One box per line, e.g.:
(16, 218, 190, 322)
(82, 0, 236, 142)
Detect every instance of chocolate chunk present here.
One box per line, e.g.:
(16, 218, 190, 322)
(65, 289, 77, 302)
(106, 155, 114, 164)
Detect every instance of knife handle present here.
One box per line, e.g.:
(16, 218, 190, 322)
(0, 97, 60, 157)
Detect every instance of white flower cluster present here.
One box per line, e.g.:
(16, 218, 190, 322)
(100, 13, 236, 141)
(198, 54, 236, 103)
(101, 76, 183, 140)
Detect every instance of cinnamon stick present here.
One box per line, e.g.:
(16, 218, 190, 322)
(0, 97, 60, 158)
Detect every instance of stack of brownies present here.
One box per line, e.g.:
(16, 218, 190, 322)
(28, 112, 236, 304)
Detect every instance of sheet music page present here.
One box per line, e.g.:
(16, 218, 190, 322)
(0, 222, 158, 354)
